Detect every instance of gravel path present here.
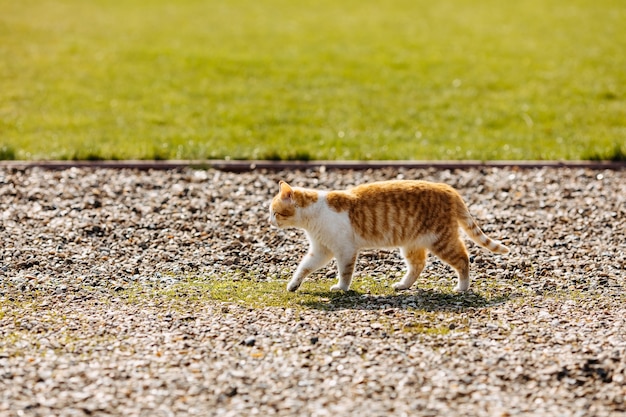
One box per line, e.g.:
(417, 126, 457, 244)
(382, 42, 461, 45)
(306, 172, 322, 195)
(0, 166, 624, 416)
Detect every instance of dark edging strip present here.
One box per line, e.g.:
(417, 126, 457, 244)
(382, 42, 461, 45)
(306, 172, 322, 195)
(0, 160, 624, 172)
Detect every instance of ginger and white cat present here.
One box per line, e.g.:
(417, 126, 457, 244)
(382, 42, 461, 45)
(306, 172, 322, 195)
(269, 180, 509, 292)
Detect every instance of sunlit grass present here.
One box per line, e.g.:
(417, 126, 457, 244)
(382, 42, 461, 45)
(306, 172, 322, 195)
(122, 273, 519, 313)
(1, 0, 624, 160)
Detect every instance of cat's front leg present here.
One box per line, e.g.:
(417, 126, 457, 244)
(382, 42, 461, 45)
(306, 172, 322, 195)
(287, 246, 332, 292)
(330, 251, 357, 291)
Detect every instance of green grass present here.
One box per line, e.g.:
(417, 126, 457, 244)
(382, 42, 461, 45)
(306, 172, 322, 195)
(125, 274, 516, 312)
(116, 274, 521, 336)
(1, 0, 625, 161)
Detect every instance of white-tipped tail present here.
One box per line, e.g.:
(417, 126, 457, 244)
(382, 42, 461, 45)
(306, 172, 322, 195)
(461, 215, 510, 254)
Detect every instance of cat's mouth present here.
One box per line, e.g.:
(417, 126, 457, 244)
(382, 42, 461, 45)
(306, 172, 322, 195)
(269, 215, 279, 228)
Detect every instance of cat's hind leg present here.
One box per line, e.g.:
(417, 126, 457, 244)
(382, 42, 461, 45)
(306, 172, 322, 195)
(429, 237, 470, 292)
(393, 246, 427, 290)
(330, 251, 358, 291)
(287, 245, 333, 292)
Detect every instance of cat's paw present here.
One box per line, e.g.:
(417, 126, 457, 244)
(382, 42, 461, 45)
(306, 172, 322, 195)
(453, 284, 470, 293)
(287, 281, 301, 292)
(392, 282, 410, 291)
(330, 284, 348, 291)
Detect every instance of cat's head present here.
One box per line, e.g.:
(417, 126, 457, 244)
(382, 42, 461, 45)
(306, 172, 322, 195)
(269, 181, 318, 228)
(269, 181, 298, 228)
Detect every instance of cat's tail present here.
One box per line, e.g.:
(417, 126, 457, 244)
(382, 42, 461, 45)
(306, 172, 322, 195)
(459, 213, 510, 254)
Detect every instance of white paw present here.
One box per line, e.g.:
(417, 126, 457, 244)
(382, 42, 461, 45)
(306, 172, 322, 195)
(454, 284, 469, 293)
(287, 281, 300, 292)
(330, 284, 347, 291)
(392, 282, 410, 291)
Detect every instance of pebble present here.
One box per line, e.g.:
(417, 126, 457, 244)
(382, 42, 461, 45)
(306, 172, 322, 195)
(243, 337, 256, 347)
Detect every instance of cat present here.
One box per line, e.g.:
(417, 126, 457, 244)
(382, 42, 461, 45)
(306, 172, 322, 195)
(269, 179, 509, 293)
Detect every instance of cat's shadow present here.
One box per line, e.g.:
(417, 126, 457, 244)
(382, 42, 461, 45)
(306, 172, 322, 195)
(298, 288, 510, 312)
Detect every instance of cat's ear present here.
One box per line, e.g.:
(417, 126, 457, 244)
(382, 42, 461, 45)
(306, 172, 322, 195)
(279, 180, 293, 201)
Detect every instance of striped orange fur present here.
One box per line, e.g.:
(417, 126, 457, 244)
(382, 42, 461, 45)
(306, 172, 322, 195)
(270, 180, 509, 292)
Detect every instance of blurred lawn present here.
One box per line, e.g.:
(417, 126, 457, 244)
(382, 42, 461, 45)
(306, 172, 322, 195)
(0, 0, 624, 161)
